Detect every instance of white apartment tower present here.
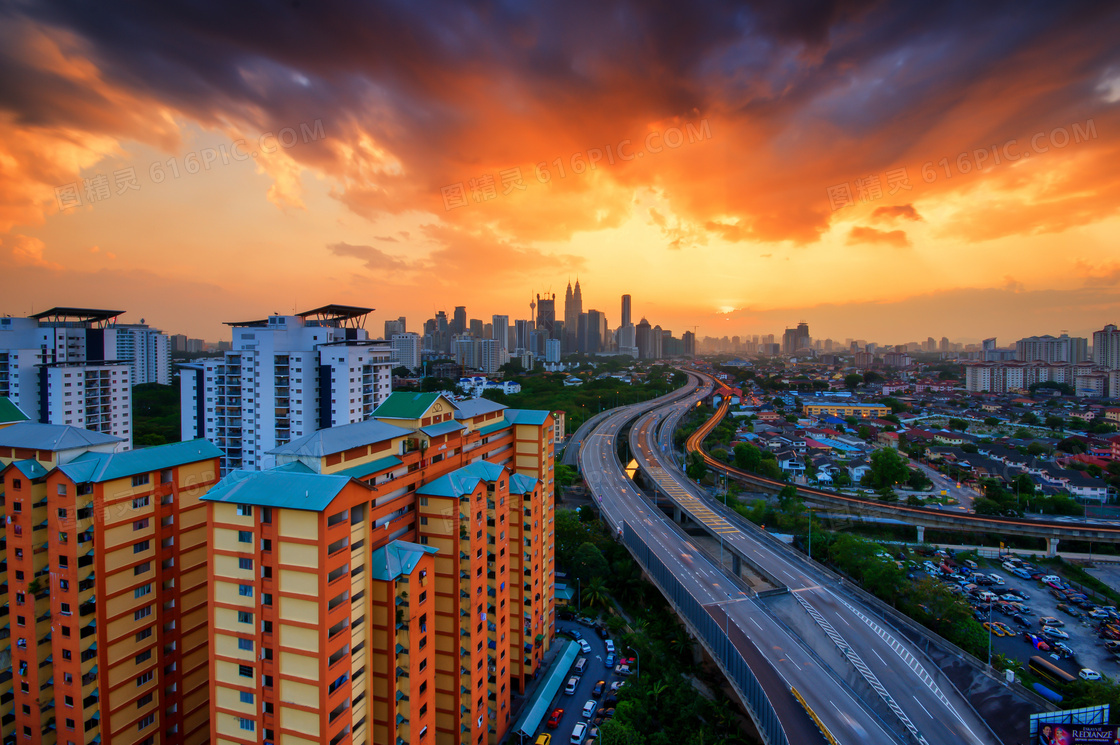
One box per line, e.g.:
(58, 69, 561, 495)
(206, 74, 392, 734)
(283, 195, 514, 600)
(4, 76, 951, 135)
(180, 305, 392, 473)
(0, 307, 143, 446)
(390, 331, 422, 369)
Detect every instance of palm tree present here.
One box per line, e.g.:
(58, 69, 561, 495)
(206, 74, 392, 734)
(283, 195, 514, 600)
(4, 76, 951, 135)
(582, 577, 610, 609)
(647, 679, 669, 705)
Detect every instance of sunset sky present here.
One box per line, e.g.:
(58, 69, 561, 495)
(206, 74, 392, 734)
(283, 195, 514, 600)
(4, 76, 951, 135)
(2, 1, 1119, 345)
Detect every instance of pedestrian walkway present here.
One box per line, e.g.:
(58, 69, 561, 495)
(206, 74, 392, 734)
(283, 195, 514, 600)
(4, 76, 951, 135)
(501, 638, 578, 744)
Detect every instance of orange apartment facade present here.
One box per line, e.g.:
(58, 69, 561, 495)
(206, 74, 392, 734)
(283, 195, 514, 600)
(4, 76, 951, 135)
(202, 393, 556, 745)
(0, 421, 222, 745)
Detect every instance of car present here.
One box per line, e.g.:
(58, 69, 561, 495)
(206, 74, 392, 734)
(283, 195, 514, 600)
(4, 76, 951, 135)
(1079, 668, 1102, 681)
(604, 695, 618, 708)
(592, 680, 605, 697)
(1053, 642, 1075, 659)
(1040, 616, 1065, 628)
(1104, 640, 1120, 651)
(547, 709, 565, 729)
(579, 639, 592, 654)
(988, 573, 1006, 585)
(609, 681, 623, 692)
(604, 639, 615, 654)
(582, 700, 597, 718)
(565, 677, 579, 695)
(570, 722, 587, 744)
(1011, 614, 1031, 628)
(535, 735, 552, 745)
(604, 653, 615, 668)
(994, 622, 1013, 635)
(567, 629, 583, 641)
(983, 622, 1003, 637)
(1089, 609, 1111, 619)
(1043, 627, 1071, 641)
(1041, 575, 1062, 585)
(597, 626, 609, 639)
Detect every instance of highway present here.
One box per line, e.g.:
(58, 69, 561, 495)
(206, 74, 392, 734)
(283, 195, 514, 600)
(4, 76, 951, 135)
(625, 375, 1002, 745)
(578, 374, 900, 745)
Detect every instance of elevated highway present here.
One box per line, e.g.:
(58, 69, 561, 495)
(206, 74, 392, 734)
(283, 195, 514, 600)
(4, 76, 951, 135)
(688, 383, 1120, 554)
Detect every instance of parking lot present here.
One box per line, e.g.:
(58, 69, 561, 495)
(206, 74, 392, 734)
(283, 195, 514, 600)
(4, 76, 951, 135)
(532, 618, 633, 745)
(916, 553, 1120, 681)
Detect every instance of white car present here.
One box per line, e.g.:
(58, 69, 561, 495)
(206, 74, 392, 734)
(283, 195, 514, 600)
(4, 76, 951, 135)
(988, 573, 1005, 585)
(1043, 627, 1070, 641)
(604, 639, 615, 654)
(1079, 668, 1102, 681)
(581, 700, 596, 718)
(1041, 575, 1061, 585)
(579, 639, 591, 654)
(570, 721, 587, 744)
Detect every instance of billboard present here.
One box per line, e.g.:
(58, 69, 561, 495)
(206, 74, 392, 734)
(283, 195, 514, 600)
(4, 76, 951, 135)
(1038, 723, 1119, 744)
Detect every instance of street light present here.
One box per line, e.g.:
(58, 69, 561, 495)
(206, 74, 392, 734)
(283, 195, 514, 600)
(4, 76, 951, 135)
(987, 600, 993, 669)
(577, 577, 581, 613)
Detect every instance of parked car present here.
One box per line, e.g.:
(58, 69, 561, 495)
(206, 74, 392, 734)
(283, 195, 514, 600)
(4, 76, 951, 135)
(592, 680, 605, 697)
(1089, 609, 1111, 620)
(604, 653, 615, 668)
(597, 626, 610, 639)
(548, 709, 565, 729)
(1011, 614, 1031, 628)
(571, 722, 587, 744)
(535, 734, 552, 745)
(579, 639, 592, 654)
(565, 678, 579, 695)
(983, 622, 1005, 637)
(582, 700, 597, 719)
(1040, 616, 1065, 628)
(1079, 668, 1102, 681)
(1052, 642, 1076, 659)
(1042, 627, 1071, 641)
(1040, 575, 1062, 585)
(604, 639, 615, 654)
(567, 629, 583, 641)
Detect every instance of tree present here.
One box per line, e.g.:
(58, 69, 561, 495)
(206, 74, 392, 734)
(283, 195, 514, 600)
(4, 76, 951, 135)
(844, 373, 863, 390)
(857, 425, 872, 440)
(948, 417, 969, 431)
(392, 365, 412, 378)
(1027, 441, 1049, 456)
(983, 417, 999, 427)
(863, 371, 883, 385)
(581, 576, 611, 609)
(1057, 437, 1087, 454)
(733, 443, 762, 472)
(1019, 412, 1040, 426)
(571, 542, 610, 584)
(685, 451, 708, 482)
(880, 397, 907, 414)
(1045, 415, 1065, 431)
(863, 447, 910, 488)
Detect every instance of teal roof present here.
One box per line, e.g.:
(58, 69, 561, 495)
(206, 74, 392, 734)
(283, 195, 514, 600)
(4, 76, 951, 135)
(373, 391, 449, 419)
(420, 420, 466, 438)
(0, 422, 122, 451)
(333, 455, 403, 480)
(511, 640, 580, 738)
(7, 459, 48, 480)
(57, 439, 223, 483)
(0, 397, 29, 424)
(271, 461, 315, 474)
(200, 469, 358, 512)
(416, 460, 508, 499)
(267, 419, 411, 458)
(505, 409, 551, 426)
(478, 419, 512, 436)
(369, 540, 438, 581)
(555, 583, 575, 601)
(509, 473, 538, 495)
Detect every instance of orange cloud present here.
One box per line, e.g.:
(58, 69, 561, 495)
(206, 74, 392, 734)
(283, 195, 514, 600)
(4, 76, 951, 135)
(846, 226, 910, 248)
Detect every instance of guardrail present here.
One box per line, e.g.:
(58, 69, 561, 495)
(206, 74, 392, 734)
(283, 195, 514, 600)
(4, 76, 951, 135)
(623, 521, 790, 745)
(790, 687, 840, 745)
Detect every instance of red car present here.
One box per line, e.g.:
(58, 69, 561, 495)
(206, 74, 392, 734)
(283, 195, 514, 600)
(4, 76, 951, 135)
(547, 709, 564, 729)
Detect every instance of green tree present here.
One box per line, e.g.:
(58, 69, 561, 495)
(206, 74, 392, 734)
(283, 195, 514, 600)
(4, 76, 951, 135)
(983, 416, 999, 427)
(571, 542, 610, 584)
(1027, 441, 1049, 456)
(863, 447, 910, 488)
(844, 373, 863, 390)
(685, 450, 708, 482)
(1046, 414, 1065, 431)
(582, 576, 611, 609)
(948, 417, 969, 431)
(733, 442, 762, 472)
(1019, 412, 1040, 426)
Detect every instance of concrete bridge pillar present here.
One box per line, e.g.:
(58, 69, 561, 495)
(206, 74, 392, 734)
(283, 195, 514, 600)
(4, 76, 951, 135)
(673, 505, 683, 524)
(916, 525, 925, 543)
(732, 554, 742, 576)
(1047, 537, 1060, 557)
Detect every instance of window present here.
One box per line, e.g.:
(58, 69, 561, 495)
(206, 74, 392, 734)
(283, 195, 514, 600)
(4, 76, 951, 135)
(133, 540, 150, 554)
(135, 650, 152, 664)
(136, 671, 153, 686)
(132, 474, 150, 487)
(133, 519, 149, 531)
(65, 695, 74, 707)
(239, 558, 253, 571)
(419, 496, 428, 506)
(57, 507, 67, 518)
(237, 504, 253, 517)
(160, 468, 173, 484)
(136, 628, 152, 642)
(238, 638, 254, 652)
(137, 692, 153, 708)
(134, 562, 151, 576)
(132, 496, 150, 509)
(59, 579, 69, 590)
(240, 691, 254, 704)
(420, 516, 428, 526)
(61, 626, 70, 637)
(238, 665, 253, 678)
(138, 713, 154, 729)
(238, 584, 253, 597)
(238, 530, 252, 543)
(134, 606, 151, 621)
(237, 611, 253, 624)
(134, 584, 152, 599)
(239, 718, 255, 732)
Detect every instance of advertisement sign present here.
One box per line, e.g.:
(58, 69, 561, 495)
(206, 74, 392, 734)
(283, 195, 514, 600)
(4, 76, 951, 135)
(1038, 723, 1119, 744)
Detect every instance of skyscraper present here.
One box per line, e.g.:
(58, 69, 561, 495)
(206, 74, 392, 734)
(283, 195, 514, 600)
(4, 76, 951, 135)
(621, 294, 631, 329)
(586, 309, 605, 354)
(536, 292, 556, 339)
(1093, 324, 1120, 369)
(452, 306, 467, 335)
(564, 280, 583, 353)
(384, 316, 407, 338)
(492, 314, 509, 351)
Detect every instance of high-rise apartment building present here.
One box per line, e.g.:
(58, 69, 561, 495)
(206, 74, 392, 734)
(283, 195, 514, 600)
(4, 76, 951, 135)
(0, 424, 222, 745)
(452, 307, 467, 336)
(202, 393, 555, 745)
(782, 322, 811, 355)
(179, 305, 392, 473)
(620, 294, 631, 329)
(391, 332, 422, 370)
(1093, 324, 1120, 369)
(1015, 333, 1088, 364)
(0, 309, 145, 446)
(384, 317, 407, 339)
(172, 334, 188, 353)
(513, 320, 533, 354)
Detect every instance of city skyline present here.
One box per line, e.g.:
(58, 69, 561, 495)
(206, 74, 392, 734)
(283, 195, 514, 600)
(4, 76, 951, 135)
(1, 4, 1118, 342)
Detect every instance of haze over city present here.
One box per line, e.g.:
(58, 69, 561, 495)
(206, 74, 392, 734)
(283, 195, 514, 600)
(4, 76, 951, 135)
(1, 2, 1119, 342)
